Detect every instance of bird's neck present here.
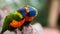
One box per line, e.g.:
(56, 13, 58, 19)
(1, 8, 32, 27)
(19, 21, 31, 31)
(23, 21, 30, 26)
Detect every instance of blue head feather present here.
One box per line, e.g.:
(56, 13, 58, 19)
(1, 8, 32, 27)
(27, 7, 36, 16)
(18, 8, 26, 17)
(18, 7, 37, 17)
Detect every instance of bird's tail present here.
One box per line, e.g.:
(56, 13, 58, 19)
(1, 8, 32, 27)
(0, 30, 5, 34)
(0, 31, 3, 34)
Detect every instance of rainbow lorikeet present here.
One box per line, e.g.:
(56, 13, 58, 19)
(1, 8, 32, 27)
(0, 6, 38, 34)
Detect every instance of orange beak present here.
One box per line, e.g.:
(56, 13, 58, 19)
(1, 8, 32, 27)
(25, 6, 29, 13)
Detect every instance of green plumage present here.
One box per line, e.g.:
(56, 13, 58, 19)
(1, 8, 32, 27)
(0, 11, 23, 34)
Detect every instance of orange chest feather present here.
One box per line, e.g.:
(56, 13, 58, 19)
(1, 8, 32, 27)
(9, 19, 25, 28)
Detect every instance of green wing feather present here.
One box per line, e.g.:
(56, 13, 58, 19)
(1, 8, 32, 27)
(0, 11, 23, 34)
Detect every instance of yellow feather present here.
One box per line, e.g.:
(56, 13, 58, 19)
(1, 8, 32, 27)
(15, 11, 23, 19)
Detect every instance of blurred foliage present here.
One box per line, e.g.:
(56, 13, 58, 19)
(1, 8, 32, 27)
(0, 0, 50, 27)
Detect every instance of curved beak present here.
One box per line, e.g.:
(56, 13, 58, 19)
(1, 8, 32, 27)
(25, 6, 29, 13)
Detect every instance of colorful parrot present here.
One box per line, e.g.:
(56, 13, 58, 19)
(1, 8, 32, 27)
(0, 6, 38, 34)
(18, 6, 38, 31)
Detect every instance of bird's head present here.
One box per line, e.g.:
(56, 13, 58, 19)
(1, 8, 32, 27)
(17, 6, 38, 22)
